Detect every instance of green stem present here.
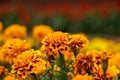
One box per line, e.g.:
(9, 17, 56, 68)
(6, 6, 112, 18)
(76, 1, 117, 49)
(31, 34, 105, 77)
(103, 71, 106, 80)
(31, 73, 37, 80)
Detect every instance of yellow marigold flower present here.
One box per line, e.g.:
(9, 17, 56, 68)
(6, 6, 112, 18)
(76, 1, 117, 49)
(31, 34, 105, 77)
(4, 24, 27, 39)
(0, 22, 3, 32)
(73, 74, 93, 80)
(2, 39, 31, 64)
(0, 66, 8, 77)
(4, 75, 15, 80)
(73, 53, 94, 75)
(68, 34, 89, 49)
(114, 43, 120, 52)
(32, 24, 53, 42)
(86, 38, 115, 51)
(11, 50, 46, 79)
(40, 31, 71, 58)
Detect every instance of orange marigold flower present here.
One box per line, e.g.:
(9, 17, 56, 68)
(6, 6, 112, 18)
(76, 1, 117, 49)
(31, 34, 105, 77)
(2, 39, 31, 64)
(40, 31, 71, 58)
(0, 22, 3, 32)
(93, 64, 104, 80)
(73, 73, 93, 80)
(86, 49, 102, 65)
(73, 53, 94, 75)
(0, 66, 8, 77)
(100, 51, 112, 61)
(4, 75, 15, 80)
(32, 24, 53, 42)
(11, 50, 46, 79)
(4, 24, 27, 39)
(106, 65, 120, 79)
(68, 34, 89, 49)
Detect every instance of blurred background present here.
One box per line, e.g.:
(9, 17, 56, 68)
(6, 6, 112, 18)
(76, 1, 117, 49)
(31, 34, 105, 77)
(0, 0, 120, 36)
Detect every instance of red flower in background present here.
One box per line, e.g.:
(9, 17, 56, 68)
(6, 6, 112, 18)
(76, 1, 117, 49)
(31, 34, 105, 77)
(16, 2, 30, 24)
(0, 0, 120, 22)
(98, 2, 109, 17)
(114, 1, 120, 12)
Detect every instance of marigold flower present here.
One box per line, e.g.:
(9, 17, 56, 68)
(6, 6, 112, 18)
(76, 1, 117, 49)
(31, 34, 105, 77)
(93, 64, 104, 80)
(93, 64, 119, 80)
(11, 50, 46, 79)
(109, 52, 120, 67)
(106, 65, 120, 79)
(86, 38, 115, 51)
(0, 47, 4, 61)
(100, 51, 112, 61)
(68, 34, 89, 49)
(86, 49, 102, 65)
(73, 74, 93, 80)
(4, 24, 27, 39)
(73, 53, 94, 75)
(32, 24, 53, 42)
(4, 75, 15, 80)
(2, 39, 31, 64)
(0, 66, 8, 77)
(0, 22, 3, 32)
(40, 31, 71, 58)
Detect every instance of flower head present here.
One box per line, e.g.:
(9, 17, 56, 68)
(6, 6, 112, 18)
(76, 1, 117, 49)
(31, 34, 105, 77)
(68, 34, 89, 49)
(106, 65, 120, 79)
(40, 31, 71, 58)
(4, 75, 15, 80)
(4, 24, 27, 39)
(11, 50, 46, 79)
(2, 39, 31, 64)
(32, 24, 53, 42)
(73, 53, 94, 75)
(93, 64, 104, 80)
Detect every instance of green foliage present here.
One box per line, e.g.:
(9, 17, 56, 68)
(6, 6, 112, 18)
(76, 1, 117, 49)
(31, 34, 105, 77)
(52, 71, 68, 80)
(1, 11, 120, 35)
(47, 14, 71, 32)
(38, 53, 73, 80)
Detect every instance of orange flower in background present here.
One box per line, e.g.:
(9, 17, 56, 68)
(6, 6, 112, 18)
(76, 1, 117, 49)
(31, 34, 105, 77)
(0, 22, 3, 32)
(11, 49, 46, 79)
(32, 24, 53, 42)
(68, 34, 89, 49)
(40, 31, 71, 58)
(4, 75, 15, 80)
(0, 66, 8, 77)
(2, 39, 31, 64)
(4, 24, 27, 39)
(100, 51, 112, 61)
